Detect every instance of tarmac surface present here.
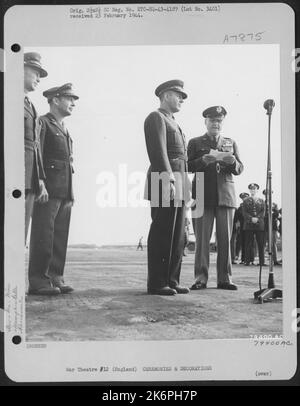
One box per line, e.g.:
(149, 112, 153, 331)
(25, 248, 283, 341)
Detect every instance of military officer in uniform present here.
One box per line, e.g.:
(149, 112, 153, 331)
(235, 192, 249, 264)
(230, 209, 239, 264)
(144, 80, 190, 296)
(28, 84, 79, 295)
(243, 183, 265, 266)
(188, 106, 244, 290)
(24, 52, 48, 243)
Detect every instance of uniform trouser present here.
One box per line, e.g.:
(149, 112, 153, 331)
(147, 203, 185, 290)
(245, 230, 264, 265)
(230, 229, 237, 260)
(194, 207, 235, 285)
(25, 190, 35, 244)
(272, 232, 278, 262)
(28, 198, 72, 289)
(236, 230, 246, 261)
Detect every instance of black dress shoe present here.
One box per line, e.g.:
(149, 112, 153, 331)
(172, 285, 190, 294)
(217, 282, 238, 291)
(232, 261, 237, 265)
(190, 282, 207, 290)
(244, 262, 250, 266)
(28, 286, 61, 296)
(147, 287, 177, 296)
(274, 261, 281, 266)
(57, 284, 74, 294)
(52, 278, 74, 294)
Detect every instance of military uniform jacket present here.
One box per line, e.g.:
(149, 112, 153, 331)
(39, 113, 74, 201)
(187, 134, 243, 208)
(144, 108, 190, 202)
(236, 203, 245, 229)
(264, 205, 280, 231)
(24, 97, 45, 192)
(242, 197, 265, 231)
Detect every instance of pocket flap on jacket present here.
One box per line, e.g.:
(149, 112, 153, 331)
(45, 159, 66, 170)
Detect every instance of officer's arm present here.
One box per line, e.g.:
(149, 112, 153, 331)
(37, 118, 46, 181)
(226, 140, 244, 175)
(144, 112, 174, 182)
(36, 119, 49, 203)
(187, 139, 207, 173)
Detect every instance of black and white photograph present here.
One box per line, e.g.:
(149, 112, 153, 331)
(3, 3, 297, 382)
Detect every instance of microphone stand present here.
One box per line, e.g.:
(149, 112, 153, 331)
(254, 100, 282, 303)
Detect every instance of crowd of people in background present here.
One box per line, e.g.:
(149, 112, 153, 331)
(183, 184, 282, 268)
(230, 185, 282, 267)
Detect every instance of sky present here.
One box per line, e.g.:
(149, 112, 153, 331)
(26, 45, 281, 245)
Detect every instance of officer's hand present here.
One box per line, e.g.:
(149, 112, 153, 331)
(251, 217, 258, 224)
(202, 154, 216, 166)
(222, 155, 236, 166)
(163, 182, 176, 202)
(170, 182, 176, 200)
(36, 180, 49, 204)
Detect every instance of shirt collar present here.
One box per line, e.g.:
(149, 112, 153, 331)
(158, 107, 174, 119)
(47, 112, 64, 126)
(46, 112, 67, 132)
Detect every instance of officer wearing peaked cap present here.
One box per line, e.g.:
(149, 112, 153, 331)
(24, 52, 49, 245)
(24, 52, 48, 77)
(154, 79, 188, 99)
(239, 192, 249, 199)
(144, 80, 190, 296)
(43, 83, 80, 100)
(188, 106, 243, 290)
(28, 83, 79, 296)
(242, 183, 265, 266)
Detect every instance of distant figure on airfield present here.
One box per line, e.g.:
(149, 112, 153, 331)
(137, 236, 144, 251)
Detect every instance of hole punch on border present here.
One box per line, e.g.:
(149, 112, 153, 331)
(11, 43, 21, 53)
(12, 335, 22, 345)
(12, 189, 22, 198)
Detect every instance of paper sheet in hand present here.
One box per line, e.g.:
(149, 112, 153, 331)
(208, 149, 232, 161)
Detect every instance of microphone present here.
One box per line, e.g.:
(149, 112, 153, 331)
(263, 99, 275, 115)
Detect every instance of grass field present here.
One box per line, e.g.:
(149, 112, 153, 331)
(25, 247, 282, 341)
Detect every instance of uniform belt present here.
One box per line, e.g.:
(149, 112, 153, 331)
(44, 157, 73, 163)
(168, 154, 187, 161)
